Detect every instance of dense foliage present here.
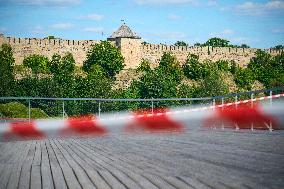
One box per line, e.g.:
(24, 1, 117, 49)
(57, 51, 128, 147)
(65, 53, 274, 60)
(83, 41, 125, 78)
(196, 37, 250, 48)
(174, 41, 188, 46)
(0, 44, 14, 96)
(0, 41, 283, 117)
(23, 54, 50, 76)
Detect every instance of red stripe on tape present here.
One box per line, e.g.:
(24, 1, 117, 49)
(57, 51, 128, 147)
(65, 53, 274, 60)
(204, 104, 279, 130)
(125, 109, 184, 133)
(5, 122, 45, 140)
(61, 115, 108, 136)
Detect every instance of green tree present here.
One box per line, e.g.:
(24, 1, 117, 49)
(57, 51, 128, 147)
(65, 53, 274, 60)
(158, 52, 183, 83)
(23, 54, 49, 76)
(83, 41, 125, 78)
(247, 50, 272, 86)
(204, 37, 230, 47)
(174, 41, 188, 46)
(137, 59, 151, 72)
(247, 50, 284, 88)
(194, 43, 203, 47)
(0, 44, 14, 96)
(234, 68, 254, 90)
(182, 54, 205, 80)
(216, 60, 230, 72)
(197, 68, 229, 97)
(48, 53, 76, 97)
(272, 45, 284, 50)
(240, 44, 250, 48)
(136, 69, 178, 99)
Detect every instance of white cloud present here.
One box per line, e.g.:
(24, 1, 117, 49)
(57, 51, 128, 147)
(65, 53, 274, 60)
(167, 13, 181, 20)
(272, 28, 284, 33)
(207, 0, 217, 6)
(135, 0, 197, 5)
(230, 37, 260, 44)
(32, 26, 45, 34)
(148, 31, 187, 42)
(0, 27, 7, 33)
(51, 23, 73, 29)
(1, 0, 81, 6)
(235, 0, 284, 16)
(83, 27, 104, 33)
(209, 29, 234, 38)
(79, 13, 104, 21)
(222, 29, 234, 35)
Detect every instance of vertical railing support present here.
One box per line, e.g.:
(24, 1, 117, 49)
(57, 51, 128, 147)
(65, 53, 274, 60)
(28, 99, 31, 123)
(98, 101, 101, 118)
(251, 93, 254, 131)
(235, 95, 239, 130)
(151, 98, 154, 115)
(269, 91, 273, 132)
(212, 99, 216, 129)
(62, 101, 65, 120)
(221, 98, 224, 130)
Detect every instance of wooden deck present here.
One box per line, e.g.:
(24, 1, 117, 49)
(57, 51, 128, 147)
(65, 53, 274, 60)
(0, 130, 284, 189)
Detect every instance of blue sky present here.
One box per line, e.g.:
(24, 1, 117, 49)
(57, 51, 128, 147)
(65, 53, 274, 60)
(0, 0, 283, 48)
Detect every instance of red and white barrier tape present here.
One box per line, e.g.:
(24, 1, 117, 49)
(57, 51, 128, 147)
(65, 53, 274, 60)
(0, 93, 284, 141)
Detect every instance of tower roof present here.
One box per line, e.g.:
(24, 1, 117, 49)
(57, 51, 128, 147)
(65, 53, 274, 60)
(108, 24, 141, 39)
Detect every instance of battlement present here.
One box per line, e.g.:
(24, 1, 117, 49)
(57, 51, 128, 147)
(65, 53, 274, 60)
(141, 44, 283, 54)
(0, 33, 283, 68)
(3, 36, 100, 47)
(0, 35, 101, 65)
(141, 43, 283, 67)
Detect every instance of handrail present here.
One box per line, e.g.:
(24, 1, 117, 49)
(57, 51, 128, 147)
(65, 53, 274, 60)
(0, 87, 283, 102)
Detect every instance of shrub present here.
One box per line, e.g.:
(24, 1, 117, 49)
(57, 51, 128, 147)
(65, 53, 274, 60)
(0, 102, 48, 119)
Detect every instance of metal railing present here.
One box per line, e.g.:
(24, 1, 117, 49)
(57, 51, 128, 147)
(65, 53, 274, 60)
(0, 87, 283, 122)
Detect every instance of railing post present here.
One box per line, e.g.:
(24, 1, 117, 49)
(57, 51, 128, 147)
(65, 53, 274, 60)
(221, 98, 224, 130)
(235, 95, 239, 130)
(62, 100, 65, 120)
(213, 98, 216, 129)
(151, 98, 154, 114)
(251, 93, 254, 131)
(269, 91, 273, 132)
(98, 101, 101, 118)
(28, 99, 31, 123)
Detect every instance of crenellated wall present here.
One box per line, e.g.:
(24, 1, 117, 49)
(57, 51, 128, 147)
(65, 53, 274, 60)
(0, 35, 100, 65)
(141, 44, 283, 67)
(0, 34, 283, 68)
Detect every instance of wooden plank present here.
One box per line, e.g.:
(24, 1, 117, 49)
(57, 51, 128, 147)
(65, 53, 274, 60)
(45, 139, 68, 189)
(110, 169, 143, 189)
(18, 141, 36, 189)
(163, 176, 194, 189)
(54, 140, 96, 189)
(98, 170, 127, 189)
(143, 174, 176, 189)
(49, 140, 82, 189)
(0, 164, 13, 189)
(32, 141, 42, 166)
(122, 169, 159, 189)
(7, 142, 31, 189)
(18, 164, 32, 189)
(41, 140, 55, 189)
(30, 165, 42, 189)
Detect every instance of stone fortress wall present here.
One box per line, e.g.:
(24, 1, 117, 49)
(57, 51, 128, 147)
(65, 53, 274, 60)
(141, 44, 283, 67)
(0, 34, 283, 68)
(0, 34, 100, 65)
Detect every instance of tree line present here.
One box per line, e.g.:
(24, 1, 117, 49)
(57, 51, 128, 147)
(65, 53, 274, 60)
(0, 41, 283, 118)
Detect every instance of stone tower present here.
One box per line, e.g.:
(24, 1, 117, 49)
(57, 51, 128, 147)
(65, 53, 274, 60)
(107, 24, 142, 68)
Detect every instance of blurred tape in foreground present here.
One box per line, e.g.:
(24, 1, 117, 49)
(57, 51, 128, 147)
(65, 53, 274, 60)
(0, 93, 284, 141)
